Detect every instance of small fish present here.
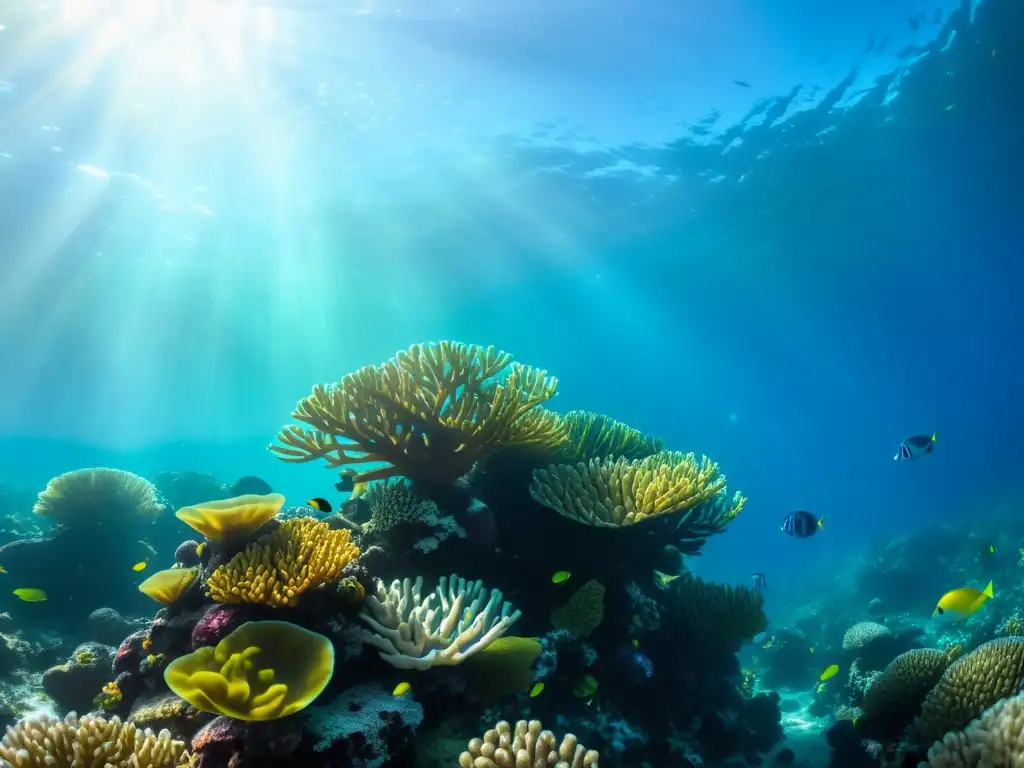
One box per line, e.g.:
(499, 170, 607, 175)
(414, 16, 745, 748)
(0, 565, 6, 574)
(752, 631, 769, 645)
(392, 681, 411, 696)
(196, 542, 207, 557)
(529, 682, 544, 697)
(351, 481, 368, 499)
(631, 638, 639, 648)
(932, 580, 994, 622)
(815, 682, 828, 694)
(307, 497, 333, 513)
(551, 570, 571, 585)
(895, 432, 936, 461)
(809, 646, 815, 654)
(13, 588, 47, 602)
(733, 79, 752, 87)
(572, 674, 599, 699)
(132, 561, 147, 572)
(137, 540, 157, 556)
(749, 572, 767, 591)
(981, 543, 997, 557)
(782, 510, 823, 538)
(652, 570, 682, 589)
(819, 664, 840, 681)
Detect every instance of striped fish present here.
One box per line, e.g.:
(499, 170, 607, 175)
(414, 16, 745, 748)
(895, 432, 936, 461)
(782, 510, 822, 538)
(749, 572, 768, 591)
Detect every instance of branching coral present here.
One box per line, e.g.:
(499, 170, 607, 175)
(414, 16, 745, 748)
(667, 575, 767, 649)
(270, 341, 567, 484)
(0, 713, 190, 768)
(927, 690, 1024, 767)
(207, 517, 359, 608)
(358, 574, 521, 670)
(175, 493, 284, 543)
(561, 410, 665, 462)
(858, 648, 951, 743)
(913, 638, 1024, 747)
(550, 579, 606, 638)
(529, 452, 745, 529)
(33, 468, 164, 526)
(164, 620, 334, 721)
(459, 719, 600, 768)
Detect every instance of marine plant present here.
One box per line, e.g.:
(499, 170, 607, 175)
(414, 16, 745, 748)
(174, 493, 284, 543)
(458, 719, 600, 768)
(33, 468, 164, 526)
(270, 341, 568, 485)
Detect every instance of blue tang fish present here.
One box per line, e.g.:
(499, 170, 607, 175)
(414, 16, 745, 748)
(782, 510, 823, 538)
(895, 432, 936, 461)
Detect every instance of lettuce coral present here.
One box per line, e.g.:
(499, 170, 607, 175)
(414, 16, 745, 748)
(138, 567, 199, 605)
(270, 341, 567, 485)
(164, 620, 334, 721)
(175, 493, 284, 543)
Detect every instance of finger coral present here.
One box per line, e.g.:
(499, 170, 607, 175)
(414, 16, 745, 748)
(207, 517, 359, 608)
(358, 574, 521, 670)
(459, 719, 600, 768)
(138, 567, 199, 605)
(33, 468, 164, 526)
(175, 493, 284, 543)
(270, 341, 567, 485)
(550, 579, 606, 638)
(912, 637, 1024, 748)
(667, 574, 767, 650)
(164, 620, 334, 721)
(858, 648, 951, 743)
(0, 713, 190, 768)
(561, 410, 665, 462)
(530, 452, 745, 529)
(927, 690, 1024, 767)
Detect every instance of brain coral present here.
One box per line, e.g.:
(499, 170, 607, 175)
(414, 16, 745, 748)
(913, 637, 1024, 748)
(858, 648, 951, 742)
(33, 468, 164, 526)
(842, 622, 892, 650)
(927, 690, 1024, 768)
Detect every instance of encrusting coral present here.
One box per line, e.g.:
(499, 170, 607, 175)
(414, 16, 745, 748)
(926, 689, 1024, 767)
(164, 620, 335, 721)
(858, 648, 952, 743)
(138, 567, 199, 605)
(560, 410, 665, 462)
(0, 713, 190, 768)
(175, 493, 284, 543)
(270, 341, 568, 485)
(550, 579, 606, 638)
(529, 452, 745, 529)
(33, 468, 164, 526)
(207, 517, 359, 608)
(359, 574, 521, 670)
(459, 719, 600, 768)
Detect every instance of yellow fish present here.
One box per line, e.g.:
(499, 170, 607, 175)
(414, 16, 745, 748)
(653, 570, 681, 589)
(13, 588, 47, 602)
(529, 682, 544, 697)
(551, 571, 571, 585)
(132, 561, 147, 572)
(933, 580, 993, 622)
(196, 543, 207, 557)
(572, 674, 599, 698)
(0, 565, 6, 574)
(352, 482, 369, 499)
(392, 681, 411, 696)
(819, 664, 840, 681)
(631, 639, 639, 648)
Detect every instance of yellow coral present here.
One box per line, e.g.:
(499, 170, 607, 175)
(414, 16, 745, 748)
(207, 517, 359, 608)
(175, 493, 284, 543)
(530, 452, 745, 528)
(270, 341, 567, 485)
(550, 579, 605, 637)
(138, 568, 198, 605)
(33, 468, 164, 526)
(562, 410, 665, 461)
(164, 620, 334, 721)
(0, 713, 189, 768)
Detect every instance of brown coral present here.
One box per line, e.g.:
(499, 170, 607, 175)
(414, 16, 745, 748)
(33, 468, 164, 526)
(529, 452, 744, 528)
(0, 713, 189, 768)
(458, 719, 599, 768)
(927, 690, 1024, 767)
(858, 648, 951, 743)
(207, 517, 359, 608)
(270, 341, 567, 485)
(912, 637, 1024, 748)
(550, 579, 605, 637)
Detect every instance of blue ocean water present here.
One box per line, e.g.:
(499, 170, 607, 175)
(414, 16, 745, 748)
(0, 0, 1020, 763)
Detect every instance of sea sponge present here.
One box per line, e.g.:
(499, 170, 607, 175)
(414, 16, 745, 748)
(0, 713, 190, 768)
(927, 690, 1024, 767)
(858, 648, 951, 743)
(358, 574, 521, 670)
(458, 719, 600, 768)
(530, 452, 745, 528)
(270, 341, 567, 485)
(561, 410, 665, 462)
(207, 517, 359, 608)
(164, 620, 334, 721)
(33, 468, 164, 526)
(912, 637, 1024, 747)
(175, 493, 284, 543)
(842, 622, 892, 650)
(550, 579, 605, 638)
(138, 567, 199, 605)
(667, 574, 767, 649)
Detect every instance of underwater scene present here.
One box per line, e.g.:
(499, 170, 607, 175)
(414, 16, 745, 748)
(1, 0, 1023, 766)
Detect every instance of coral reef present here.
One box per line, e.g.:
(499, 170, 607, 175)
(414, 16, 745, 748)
(33, 468, 164, 526)
(858, 648, 952, 743)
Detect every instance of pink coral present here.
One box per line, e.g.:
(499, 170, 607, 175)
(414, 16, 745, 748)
(191, 605, 239, 650)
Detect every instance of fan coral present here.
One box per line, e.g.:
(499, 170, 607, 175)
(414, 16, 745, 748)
(550, 579, 606, 638)
(459, 719, 600, 768)
(561, 410, 665, 461)
(175, 493, 284, 543)
(530, 452, 745, 528)
(164, 620, 335, 721)
(270, 341, 567, 485)
(0, 713, 190, 768)
(927, 690, 1024, 767)
(913, 637, 1024, 747)
(842, 622, 892, 650)
(33, 468, 164, 526)
(667, 574, 767, 649)
(858, 648, 951, 743)
(358, 574, 521, 670)
(138, 567, 199, 605)
(207, 517, 359, 608)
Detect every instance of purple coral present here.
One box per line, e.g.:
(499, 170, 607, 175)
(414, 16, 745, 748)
(192, 605, 239, 650)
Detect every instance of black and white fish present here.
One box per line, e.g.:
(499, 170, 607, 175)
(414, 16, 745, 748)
(895, 432, 936, 461)
(749, 572, 768, 591)
(782, 510, 823, 538)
